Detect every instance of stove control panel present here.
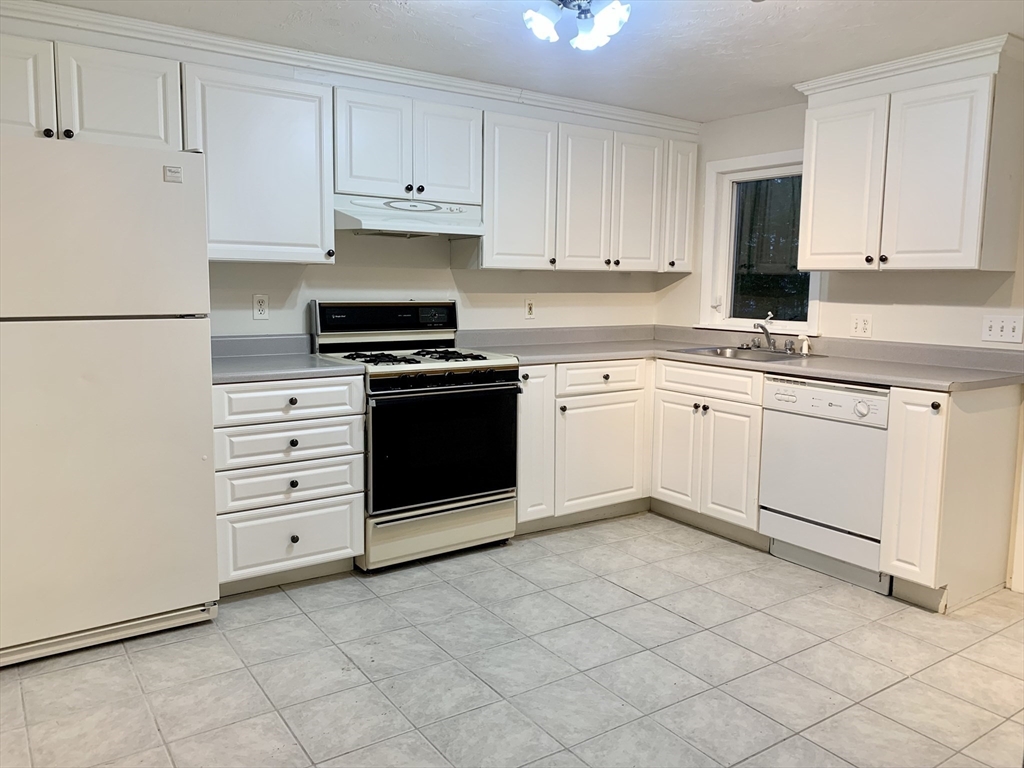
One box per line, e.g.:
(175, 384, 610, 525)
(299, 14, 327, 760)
(763, 376, 889, 428)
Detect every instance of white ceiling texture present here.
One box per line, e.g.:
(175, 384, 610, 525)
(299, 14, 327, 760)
(40, 0, 1024, 122)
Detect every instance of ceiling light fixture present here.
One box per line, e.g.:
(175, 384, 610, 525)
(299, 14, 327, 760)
(523, 0, 631, 50)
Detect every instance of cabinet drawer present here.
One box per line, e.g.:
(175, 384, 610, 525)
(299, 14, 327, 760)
(217, 494, 364, 582)
(215, 455, 364, 514)
(212, 376, 364, 427)
(213, 416, 364, 471)
(656, 361, 763, 405)
(556, 359, 645, 396)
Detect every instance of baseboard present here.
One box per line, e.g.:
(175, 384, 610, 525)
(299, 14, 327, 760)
(649, 499, 771, 551)
(219, 558, 354, 597)
(893, 579, 947, 613)
(516, 499, 651, 535)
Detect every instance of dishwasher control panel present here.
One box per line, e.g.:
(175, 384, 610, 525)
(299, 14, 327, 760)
(763, 376, 889, 428)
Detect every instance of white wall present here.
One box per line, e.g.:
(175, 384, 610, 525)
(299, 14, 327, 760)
(209, 232, 658, 336)
(655, 103, 1024, 351)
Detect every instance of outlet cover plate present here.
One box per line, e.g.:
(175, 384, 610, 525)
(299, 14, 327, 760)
(851, 314, 872, 338)
(253, 294, 269, 320)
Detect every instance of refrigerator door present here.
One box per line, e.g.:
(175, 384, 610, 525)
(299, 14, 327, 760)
(0, 318, 217, 648)
(0, 136, 209, 318)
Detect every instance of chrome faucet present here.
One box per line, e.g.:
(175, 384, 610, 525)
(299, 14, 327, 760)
(753, 322, 775, 351)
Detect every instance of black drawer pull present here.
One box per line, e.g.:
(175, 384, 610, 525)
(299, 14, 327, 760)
(289, 479, 299, 489)
(931, 401, 941, 411)
(559, 405, 567, 413)
(288, 397, 298, 406)
(602, 373, 610, 381)
(289, 439, 299, 448)
(290, 534, 300, 544)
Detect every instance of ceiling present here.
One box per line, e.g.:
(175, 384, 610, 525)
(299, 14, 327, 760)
(39, 0, 1024, 122)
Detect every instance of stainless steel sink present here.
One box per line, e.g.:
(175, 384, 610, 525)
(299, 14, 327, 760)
(670, 347, 827, 362)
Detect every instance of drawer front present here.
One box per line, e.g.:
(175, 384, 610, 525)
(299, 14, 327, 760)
(656, 361, 763, 405)
(215, 455, 364, 514)
(212, 376, 364, 427)
(213, 416, 364, 471)
(556, 359, 645, 396)
(217, 494, 364, 582)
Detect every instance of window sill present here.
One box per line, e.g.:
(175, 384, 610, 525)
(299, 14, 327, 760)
(694, 324, 821, 338)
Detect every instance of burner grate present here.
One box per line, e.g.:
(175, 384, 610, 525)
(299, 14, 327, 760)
(414, 349, 489, 362)
(342, 352, 421, 365)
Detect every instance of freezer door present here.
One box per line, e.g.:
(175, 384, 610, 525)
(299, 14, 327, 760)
(0, 318, 217, 648)
(0, 136, 209, 318)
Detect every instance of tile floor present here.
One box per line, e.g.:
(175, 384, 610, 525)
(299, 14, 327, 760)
(1, 512, 1022, 768)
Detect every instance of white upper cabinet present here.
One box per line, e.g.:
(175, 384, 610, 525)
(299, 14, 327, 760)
(556, 124, 613, 270)
(880, 76, 993, 270)
(662, 139, 697, 272)
(610, 131, 663, 271)
(184, 65, 334, 264)
(335, 89, 482, 204)
(517, 365, 556, 524)
(55, 43, 181, 150)
(0, 34, 56, 138)
(483, 112, 558, 269)
(798, 96, 889, 271)
(413, 101, 482, 205)
(334, 90, 412, 198)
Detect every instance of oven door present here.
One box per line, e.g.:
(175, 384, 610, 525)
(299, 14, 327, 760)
(368, 384, 518, 516)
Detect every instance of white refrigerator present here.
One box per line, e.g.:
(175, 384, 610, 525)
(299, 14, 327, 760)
(0, 136, 218, 663)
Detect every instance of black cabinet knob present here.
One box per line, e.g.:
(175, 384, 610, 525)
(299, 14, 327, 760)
(701, 404, 710, 412)
(289, 479, 299, 489)
(521, 373, 529, 381)
(405, 184, 413, 192)
(613, 259, 621, 266)
(290, 534, 300, 544)
(602, 373, 610, 381)
(62, 129, 74, 139)
(289, 438, 299, 448)
(668, 261, 676, 267)
(693, 402, 700, 410)
(605, 259, 612, 266)
(879, 254, 889, 263)
(549, 258, 556, 265)
(326, 249, 335, 258)
(42, 128, 54, 138)
(931, 401, 941, 411)
(559, 405, 567, 413)
(416, 185, 425, 193)
(865, 255, 874, 264)
(288, 397, 298, 406)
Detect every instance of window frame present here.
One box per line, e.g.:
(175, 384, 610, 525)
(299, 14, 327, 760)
(698, 150, 820, 336)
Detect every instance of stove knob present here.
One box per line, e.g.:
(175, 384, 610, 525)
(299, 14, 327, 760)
(853, 400, 871, 418)
(444, 371, 455, 379)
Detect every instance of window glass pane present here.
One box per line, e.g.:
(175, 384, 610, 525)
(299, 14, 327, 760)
(731, 175, 808, 322)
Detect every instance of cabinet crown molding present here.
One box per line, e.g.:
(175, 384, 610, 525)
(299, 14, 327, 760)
(794, 34, 1023, 96)
(0, 0, 699, 136)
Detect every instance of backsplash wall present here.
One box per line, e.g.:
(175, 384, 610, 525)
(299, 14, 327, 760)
(208, 232, 661, 336)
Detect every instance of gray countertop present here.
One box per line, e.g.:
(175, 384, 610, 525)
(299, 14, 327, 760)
(212, 354, 364, 385)
(476, 340, 1023, 392)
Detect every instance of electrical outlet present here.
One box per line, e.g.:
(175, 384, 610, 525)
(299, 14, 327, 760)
(253, 294, 269, 320)
(982, 315, 1023, 343)
(525, 298, 536, 320)
(850, 314, 872, 337)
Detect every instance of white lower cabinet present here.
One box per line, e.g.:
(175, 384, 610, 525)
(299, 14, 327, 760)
(217, 495, 364, 583)
(651, 390, 702, 509)
(699, 397, 762, 530)
(517, 365, 556, 523)
(555, 388, 645, 516)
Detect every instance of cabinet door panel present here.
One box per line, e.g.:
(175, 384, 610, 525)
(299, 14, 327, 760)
(798, 96, 888, 270)
(662, 139, 697, 272)
(611, 132, 663, 271)
(0, 34, 56, 138)
(651, 390, 702, 509)
(557, 124, 613, 270)
(879, 389, 948, 586)
(335, 89, 413, 198)
(56, 43, 181, 150)
(413, 101, 481, 204)
(880, 77, 993, 270)
(184, 65, 334, 263)
(484, 113, 558, 269)
(699, 397, 762, 530)
(517, 365, 556, 523)
(555, 390, 644, 516)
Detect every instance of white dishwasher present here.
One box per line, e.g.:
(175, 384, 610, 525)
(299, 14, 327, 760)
(759, 376, 889, 571)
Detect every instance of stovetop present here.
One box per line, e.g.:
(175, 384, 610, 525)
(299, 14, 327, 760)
(321, 347, 518, 375)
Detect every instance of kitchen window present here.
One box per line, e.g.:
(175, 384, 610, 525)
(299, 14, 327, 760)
(700, 150, 820, 335)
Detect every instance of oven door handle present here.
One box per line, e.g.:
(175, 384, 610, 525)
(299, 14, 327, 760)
(369, 382, 522, 400)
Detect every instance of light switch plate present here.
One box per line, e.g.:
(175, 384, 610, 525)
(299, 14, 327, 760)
(525, 298, 536, 320)
(982, 315, 1023, 343)
(851, 314, 872, 337)
(253, 294, 269, 320)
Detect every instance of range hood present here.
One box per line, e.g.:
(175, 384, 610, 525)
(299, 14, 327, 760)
(334, 194, 484, 237)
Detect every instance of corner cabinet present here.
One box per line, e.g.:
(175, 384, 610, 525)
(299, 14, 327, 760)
(483, 112, 558, 269)
(183, 65, 335, 264)
(797, 38, 1022, 272)
(662, 139, 697, 272)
